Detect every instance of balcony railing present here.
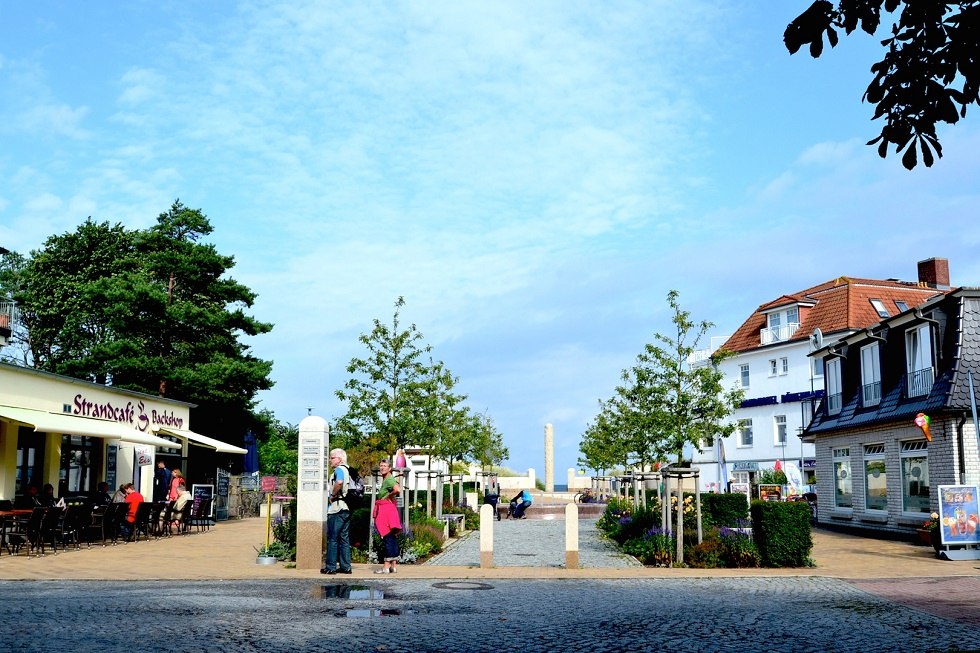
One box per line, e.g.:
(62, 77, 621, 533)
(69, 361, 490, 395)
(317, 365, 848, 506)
(0, 301, 13, 343)
(907, 366, 935, 398)
(826, 392, 842, 415)
(862, 381, 881, 407)
(760, 322, 800, 345)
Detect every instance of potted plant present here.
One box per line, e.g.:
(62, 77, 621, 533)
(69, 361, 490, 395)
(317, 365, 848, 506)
(255, 544, 279, 565)
(918, 513, 940, 552)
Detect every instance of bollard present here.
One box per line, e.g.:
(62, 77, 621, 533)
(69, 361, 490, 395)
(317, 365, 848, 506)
(565, 503, 579, 569)
(480, 503, 494, 568)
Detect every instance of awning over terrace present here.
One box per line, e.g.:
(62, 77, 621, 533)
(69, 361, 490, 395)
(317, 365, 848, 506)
(0, 405, 180, 448)
(155, 427, 247, 454)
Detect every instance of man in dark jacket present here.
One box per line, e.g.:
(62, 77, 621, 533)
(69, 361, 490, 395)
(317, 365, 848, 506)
(153, 461, 172, 503)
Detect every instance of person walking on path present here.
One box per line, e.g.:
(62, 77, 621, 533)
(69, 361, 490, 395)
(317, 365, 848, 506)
(321, 448, 353, 575)
(373, 457, 403, 574)
(153, 461, 172, 503)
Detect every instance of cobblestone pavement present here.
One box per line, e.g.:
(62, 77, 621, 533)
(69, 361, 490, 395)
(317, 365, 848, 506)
(425, 517, 642, 568)
(1, 577, 978, 653)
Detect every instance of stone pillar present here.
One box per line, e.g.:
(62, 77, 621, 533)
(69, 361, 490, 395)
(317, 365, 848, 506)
(565, 503, 579, 569)
(480, 503, 494, 568)
(296, 416, 329, 570)
(544, 423, 554, 493)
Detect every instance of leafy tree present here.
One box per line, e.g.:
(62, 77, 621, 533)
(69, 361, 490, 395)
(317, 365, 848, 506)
(581, 290, 743, 469)
(470, 412, 509, 470)
(785, 1, 980, 169)
(578, 399, 631, 474)
(334, 297, 434, 456)
(2, 202, 274, 440)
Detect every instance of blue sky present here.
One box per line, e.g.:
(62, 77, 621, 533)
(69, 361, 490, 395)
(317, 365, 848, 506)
(2, 1, 977, 478)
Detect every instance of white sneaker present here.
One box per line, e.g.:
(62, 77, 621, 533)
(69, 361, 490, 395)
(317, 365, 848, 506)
(374, 568, 389, 574)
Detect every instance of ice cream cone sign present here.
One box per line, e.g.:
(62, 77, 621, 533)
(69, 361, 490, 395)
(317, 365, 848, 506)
(914, 413, 932, 441)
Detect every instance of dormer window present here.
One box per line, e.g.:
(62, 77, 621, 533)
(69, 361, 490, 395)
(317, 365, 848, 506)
(869, 299, 890, 319)
(761, 306, 801, 344)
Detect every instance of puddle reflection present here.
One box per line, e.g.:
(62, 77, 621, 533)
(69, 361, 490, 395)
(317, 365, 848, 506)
(319, 584, 385, 600)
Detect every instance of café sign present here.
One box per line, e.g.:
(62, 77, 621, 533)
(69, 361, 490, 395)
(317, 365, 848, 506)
(68, 393, 185, 431)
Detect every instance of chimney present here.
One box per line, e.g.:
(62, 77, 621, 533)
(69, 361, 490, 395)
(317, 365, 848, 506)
(917, 258, 950, 289)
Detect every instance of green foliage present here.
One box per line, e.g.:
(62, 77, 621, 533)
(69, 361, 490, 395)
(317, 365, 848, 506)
(270, 499, 297, 561)
(750, 500, 814, 567)
(757, 468, 788, 485)
(784, 1, 979, 169)
(622, 529, 674, 567)
(333, 297, 503, 471)
(257, 416, 299, 476)
(2, 203, 274, 440)
(718, 528, 761, 568)
(442, 503, 480, 532)
(597, 498, 661, 545)
(702, 492, 750, 528)
(580, 290, 743, 472)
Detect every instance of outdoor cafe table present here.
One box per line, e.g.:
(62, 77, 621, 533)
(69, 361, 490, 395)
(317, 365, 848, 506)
(0, 509, 34, 556)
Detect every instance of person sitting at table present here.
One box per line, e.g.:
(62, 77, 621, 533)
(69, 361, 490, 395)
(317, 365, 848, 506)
(15, 484, 40, 509)
(164, 483, 192, 530)
(117, 483, 144, 539)
(91, 482, 112, 506)
(112, 484, 128, 503)
(39, 483, 58, 507)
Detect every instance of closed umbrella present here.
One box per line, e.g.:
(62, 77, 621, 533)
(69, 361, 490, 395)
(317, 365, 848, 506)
(243, 431, 260, 474)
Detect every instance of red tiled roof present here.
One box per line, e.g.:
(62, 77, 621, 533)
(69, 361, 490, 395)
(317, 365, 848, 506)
(721, 277, 946, 354)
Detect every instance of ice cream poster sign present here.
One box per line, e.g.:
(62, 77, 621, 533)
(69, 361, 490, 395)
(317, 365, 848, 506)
(937, 485, 980, 546)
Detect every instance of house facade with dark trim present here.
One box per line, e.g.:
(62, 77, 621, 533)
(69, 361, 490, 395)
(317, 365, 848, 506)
(805, 287, 980, 538)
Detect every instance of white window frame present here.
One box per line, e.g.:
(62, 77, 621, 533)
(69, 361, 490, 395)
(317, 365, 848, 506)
(740, 364, 750, 389)
(774, 415, 787, 445)
(870, 299, 890, 319)
(860, 342, 881, 407)
(811, 357, 824, 378)
(906, 324, 934, 397)
(769, 359, 777, 377)
(826, 357, 842, 415)
(864, 443, 887, 512)
(738, 419, 753, 447)
(780, 357, 789, 375)
(900, 440, 929, 514)
(786, 306, 799, 327)
(833, 447, 852, 509)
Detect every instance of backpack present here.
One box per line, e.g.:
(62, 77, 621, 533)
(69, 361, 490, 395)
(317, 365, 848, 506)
(340, 465, 365, 505)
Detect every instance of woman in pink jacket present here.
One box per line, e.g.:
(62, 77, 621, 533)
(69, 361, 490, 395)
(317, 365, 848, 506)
(169, 469, 185, 501)
(373, 458, 402, 574)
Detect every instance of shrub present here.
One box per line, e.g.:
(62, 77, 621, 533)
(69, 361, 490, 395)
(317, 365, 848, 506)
(271, 498, 298, 561)
(719, 527, 760, 567)
(702, 492, 750, 528)
(750, 500, 813, 567)
(622, 527, 674, 566)
(686, 532, 725, 568)
(442, 503, 480, 532)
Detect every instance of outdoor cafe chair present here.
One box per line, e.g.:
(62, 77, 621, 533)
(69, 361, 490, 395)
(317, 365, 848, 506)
(39, 505, 64, 555)
(127, 502, 153, 542)
(7, 507, 46, 558)
(158, 500, 177, 536)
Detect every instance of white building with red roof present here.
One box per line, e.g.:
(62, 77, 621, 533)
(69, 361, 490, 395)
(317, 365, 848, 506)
(693, 258, 950, 494)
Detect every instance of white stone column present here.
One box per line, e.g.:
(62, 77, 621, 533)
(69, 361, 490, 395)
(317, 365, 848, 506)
(544, 423, 554, 493)
(296, 416, 329, 570)
(565, 503, 579, 569)
(480, 503, 494, 568)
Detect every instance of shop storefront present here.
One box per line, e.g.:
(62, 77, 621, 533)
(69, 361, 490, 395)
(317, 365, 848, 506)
(0, 362, 244, 502)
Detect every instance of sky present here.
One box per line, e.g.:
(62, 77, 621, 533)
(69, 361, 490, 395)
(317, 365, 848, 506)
(1, 1, 978, 480)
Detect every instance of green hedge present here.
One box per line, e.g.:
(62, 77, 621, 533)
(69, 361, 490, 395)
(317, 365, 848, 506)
(702, 492, 750, 528)
(750, 500, 813, 567)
